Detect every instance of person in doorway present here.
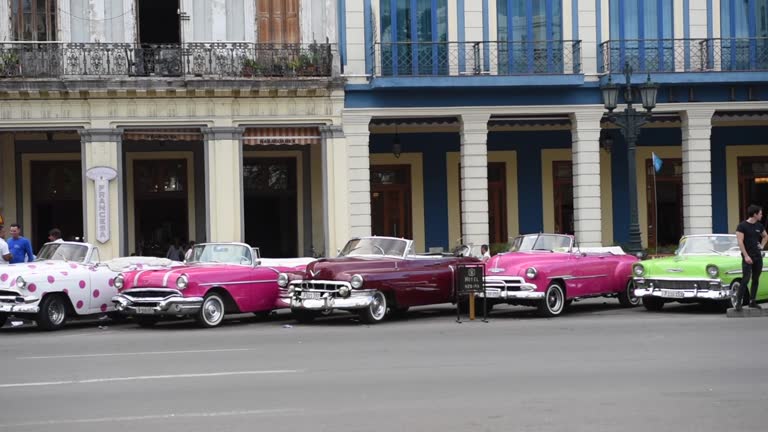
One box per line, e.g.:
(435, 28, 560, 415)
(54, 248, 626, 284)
(7, 224, 34, 264)
(166, 239, 183, 261)
(735, 204, 768, 311)
(48, 228, 63, 243)
(480, 244, 491, 262)
(0, 223, 11, 265)
(184, 240, 196, 261)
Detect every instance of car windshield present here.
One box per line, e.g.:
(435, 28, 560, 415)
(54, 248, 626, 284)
(339, 238, 409, 258)
(36, 243, 89, 263)
(188, 244, 252, 265)
(677, 235, 739, 256)
(508, 234, 573, 252)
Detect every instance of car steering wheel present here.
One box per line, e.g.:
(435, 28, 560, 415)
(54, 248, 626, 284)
(373, 245, 386, 255)
(239, 256, 251, 264)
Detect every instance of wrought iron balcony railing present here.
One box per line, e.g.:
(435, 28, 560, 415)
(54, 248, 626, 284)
(600, 38, 768, 73)
(372, 40, 581, 77)
(0, 42, 334, 79)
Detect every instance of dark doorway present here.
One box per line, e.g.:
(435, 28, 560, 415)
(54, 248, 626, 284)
(553, 161, 574, 235)
(738, 157, 768, 225)
(243, 158, 298, 258)
(138, 0, 180, 44)
(133, 159, 189, 257)
(30, 160, 83, 250)
(371, 165, 412, 239)
(646, 158, 683, 249)
(488, 162, 508, 244)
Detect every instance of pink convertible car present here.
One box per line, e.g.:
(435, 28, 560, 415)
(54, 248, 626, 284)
(479, 234, 639, 317)
(112, 243, 314, 327)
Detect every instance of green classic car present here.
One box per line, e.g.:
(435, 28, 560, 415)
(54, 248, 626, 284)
(633, 234, 768, 311)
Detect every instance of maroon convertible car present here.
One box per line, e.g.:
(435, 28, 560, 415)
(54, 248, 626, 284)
(279, 236, 479, 324)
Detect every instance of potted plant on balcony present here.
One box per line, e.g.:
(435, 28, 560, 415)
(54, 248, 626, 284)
(241, 58, 261, 77)
(0, 52, 20, 77)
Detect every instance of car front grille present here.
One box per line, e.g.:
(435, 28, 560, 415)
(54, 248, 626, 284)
(484, 277, 525, 292)
(0, 290, 19, 297)
(121, 289, 181, 299)
(644, 279, 708, 290)
(290, 280, 350, 299)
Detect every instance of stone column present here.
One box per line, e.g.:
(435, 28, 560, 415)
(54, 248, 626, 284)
(342, 113, 373, 241)
(80, 129, 124, 260)
(202, 127, 244, 243)
(571, 110, 604, 247)
(320, 124, 349, 256)
(459, 113, 490, 247)
(681, 109, 716, 235)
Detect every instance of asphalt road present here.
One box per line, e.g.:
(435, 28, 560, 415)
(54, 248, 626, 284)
(1, 299, 767, 432)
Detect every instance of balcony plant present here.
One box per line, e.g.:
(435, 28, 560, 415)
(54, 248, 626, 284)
(0, 51, 21, 77)
(241, 58, 262, 77)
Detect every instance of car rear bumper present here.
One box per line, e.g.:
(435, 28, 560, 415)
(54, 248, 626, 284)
(634, 278, 730, 300)
(112, 293, 204, 316)
(0, 294, 40, 314)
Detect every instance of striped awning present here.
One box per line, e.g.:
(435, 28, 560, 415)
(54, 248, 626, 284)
(123, 128, 203, 142)
(242, 127, 321, 145)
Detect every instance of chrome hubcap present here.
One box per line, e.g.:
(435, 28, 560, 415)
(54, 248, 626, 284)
(370, 293, 386, 320)
(203, 297, 224, 324)
(730, 283, 741, 308)
(48, 301, 65, 325)
(547, 286, 563, 312)
(628, 281, 640, 305)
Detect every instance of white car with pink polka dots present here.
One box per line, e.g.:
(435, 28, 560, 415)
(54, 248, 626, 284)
(0, 241, 177, 330)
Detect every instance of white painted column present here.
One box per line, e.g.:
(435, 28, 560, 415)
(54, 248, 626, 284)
(579, 0, 598, 75)
(345, 0, 366, 77)
(681, 109, 716, 235)
(571, 110, 604, 247)
(80, 129, 124, 260)
(459, 113, 490, 247)
(202, 127, 244, 243)
(0, 1, 10, 41)
(342, 113, 373, 241)
(320, 125, 350, 256)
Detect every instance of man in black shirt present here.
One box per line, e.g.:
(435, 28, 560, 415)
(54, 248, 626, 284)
(735, 204, 768, 311)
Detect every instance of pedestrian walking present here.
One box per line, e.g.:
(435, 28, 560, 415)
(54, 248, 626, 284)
(48, 228, 63, 243)
(480, 244, 491, 262)
(7, 224, 34, 264)
(0, 223, 11, 265)
(735, 204, 768, 311)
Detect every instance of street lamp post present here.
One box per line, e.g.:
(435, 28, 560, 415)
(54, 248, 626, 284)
(601, 63, 659, 256)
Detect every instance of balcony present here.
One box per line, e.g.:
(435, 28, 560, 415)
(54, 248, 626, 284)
(600, 38, 768, 76)
(0, 42, 334, 79)
(369, 40, 582, 88)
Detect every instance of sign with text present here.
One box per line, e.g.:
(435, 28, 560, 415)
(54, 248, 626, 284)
(86, 166, 118, 244)
(457, 264, 485, 293)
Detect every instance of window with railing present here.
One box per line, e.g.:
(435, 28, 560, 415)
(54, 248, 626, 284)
(497, 0, 564, 74)
(720, 0, 768, 70)
(11, 0, 57, 41)
(608, 0, 674, 72)
(379, 0, 449, 76)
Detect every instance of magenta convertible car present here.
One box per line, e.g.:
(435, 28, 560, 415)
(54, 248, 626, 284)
(478, 234, 639, 317)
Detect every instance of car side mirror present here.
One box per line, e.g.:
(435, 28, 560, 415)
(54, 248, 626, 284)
(253, 259, 261, 266)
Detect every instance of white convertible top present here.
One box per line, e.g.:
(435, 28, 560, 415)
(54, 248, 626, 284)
(259, 257, 316, 268)
(104, 257, 182, 272)
(578, 246, 626, 255)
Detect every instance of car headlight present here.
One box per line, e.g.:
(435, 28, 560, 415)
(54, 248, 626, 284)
(633, 264, 645, 277)
(113, 274, 124, 290)
(525, 267, 537, 280)
(176, 274, 189, 290)
(15, 276, 26, 290)
(277, 273, 289, 288)
(706, 264, 719, 278)
(350, 274, 364, 289)
(339, 286, 351, 298)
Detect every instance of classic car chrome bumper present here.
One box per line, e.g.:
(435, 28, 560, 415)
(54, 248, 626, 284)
(112, 289, 204, 315)
(633, 278, 730, 300)
(0, 293, 41, 314)
(477, 276, 544, 300)
(290, 290, 376, 311)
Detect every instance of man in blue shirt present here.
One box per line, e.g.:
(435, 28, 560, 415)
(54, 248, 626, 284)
(7, 224, 34, 264)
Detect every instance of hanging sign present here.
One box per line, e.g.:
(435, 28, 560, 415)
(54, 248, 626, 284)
(85, 167, 118, 244)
